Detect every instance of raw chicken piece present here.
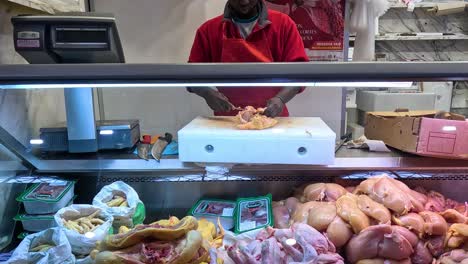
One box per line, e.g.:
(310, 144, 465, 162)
(237, 106, 261, 124)
(354, 177, 379, 195)
(261, 237, 285, 263)
(437, 249, 468, 264)
(388, 179, 425, 212)
(441, 209, 468, 224)
(292, 223, 332, 255)
(425, 191, 446, 212)
(336, 193, 370, 233)
(371, 177, 413, 215)
(285, 197, 301, 214)
(354, 176, 413, 215)
(426, 235, 446, 258)
(420, 211, 448, 236)
(346, 225, 416, 263)
(357, 195, 391, 225)
(326, 215, 353, 248)
(455, 203, 468, 215)
(235, 106, 278, 130)
(302, 183, 348, 202)
(392, 213, 425, 237)
(411, 241, 433, 264)
(274, 205, 292, 229)
(446, 199, 464, 211)
(237, 114, 278, 130)
(392, 225, 419, 247)
(446, 224, 468, 249)
(291, 201, 328, 224)
(307, 202, 337, 231)
(356, 260, 411, 264)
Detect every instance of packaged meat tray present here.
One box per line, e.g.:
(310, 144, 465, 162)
(235, 194, 273, 234)
(17, 180, 75, 214)
(14, 213, 56, 232)
(189, 199, 236, 230)
(14, 195, 76, 232)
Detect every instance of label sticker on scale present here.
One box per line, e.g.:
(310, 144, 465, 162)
(17, 31, 40, 48)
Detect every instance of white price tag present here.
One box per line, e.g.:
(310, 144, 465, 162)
(49, 180, 68, 186)
(239, 220, 257, 231)
(222, 208, 234, 217)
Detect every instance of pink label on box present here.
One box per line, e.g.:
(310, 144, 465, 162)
(417, 118, 468, 159)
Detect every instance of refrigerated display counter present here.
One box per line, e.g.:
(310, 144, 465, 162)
(0, 62, 467, 263)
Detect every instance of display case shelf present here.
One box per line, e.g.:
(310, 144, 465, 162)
(1, 62, 468, 88)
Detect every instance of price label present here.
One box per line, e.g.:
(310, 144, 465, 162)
(239, 221, 257, 231)
(222, 208, 234, 217)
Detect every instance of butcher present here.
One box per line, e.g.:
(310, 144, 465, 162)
(187, 0, 308, 117)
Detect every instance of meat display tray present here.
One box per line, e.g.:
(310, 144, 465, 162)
(178, 116, 336, 165)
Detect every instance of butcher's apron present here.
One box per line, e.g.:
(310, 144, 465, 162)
(215, 22, 289, 117)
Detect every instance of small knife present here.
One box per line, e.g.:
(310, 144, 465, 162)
(151, 133, 173, 162)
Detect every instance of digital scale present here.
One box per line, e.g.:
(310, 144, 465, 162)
(12, 13, 140, 152)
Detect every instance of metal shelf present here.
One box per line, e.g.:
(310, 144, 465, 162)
(349, 33, 468, 41)
(390, 1, 467, 9)
(31, 156, 468, 174)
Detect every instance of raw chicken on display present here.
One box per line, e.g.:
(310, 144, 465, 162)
(224, 223, 344, 264)
(272, 174, 468, 263)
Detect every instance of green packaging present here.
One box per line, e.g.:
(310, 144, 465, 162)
(234, 194, 273, 234)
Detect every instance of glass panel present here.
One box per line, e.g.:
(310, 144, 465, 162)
(1, 81, 466, 166)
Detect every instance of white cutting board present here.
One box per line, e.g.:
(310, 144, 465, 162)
(178, 116, 336, 165)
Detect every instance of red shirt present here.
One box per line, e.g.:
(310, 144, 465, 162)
(189, 10, 308, 63)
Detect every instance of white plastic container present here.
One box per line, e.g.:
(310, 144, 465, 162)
(17, 181, 75, 214)
(189, 199, 236, 231)
(14, 214, 56, 232)
(178, 117, 336, 165)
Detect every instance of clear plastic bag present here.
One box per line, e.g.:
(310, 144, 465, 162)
(7, 227, 75, 264)
(92, 181, 145, 228)
(54, 204, 113, 255)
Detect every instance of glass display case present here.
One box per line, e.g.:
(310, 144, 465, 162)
(0, 62, 467, 254)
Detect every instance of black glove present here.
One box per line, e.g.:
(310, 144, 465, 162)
(188, 87, 234, 112)
(201, 89, 234, 112)
(264, 97, 285, 118)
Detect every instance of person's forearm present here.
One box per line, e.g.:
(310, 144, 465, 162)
(186, 87, 215, 97)
(274, 87, 301, 104)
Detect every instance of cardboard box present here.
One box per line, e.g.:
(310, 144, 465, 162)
(365, 110, 468, 159)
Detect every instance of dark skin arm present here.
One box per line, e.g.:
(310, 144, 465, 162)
(264, 86, 301, 117)
(187, 87, 234, 112)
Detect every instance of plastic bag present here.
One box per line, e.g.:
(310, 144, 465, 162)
(75, 255, 93, 264)
(54, 204, 113, 255)
(92, 181, 145, 228)
(7, 227, 75, 264)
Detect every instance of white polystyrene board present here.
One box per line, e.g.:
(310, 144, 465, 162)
(356, 90, 436, 112)
(178, 117, 335, 165)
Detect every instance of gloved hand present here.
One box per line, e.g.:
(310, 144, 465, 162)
(201, 89, 234, 112)
(264, 97, 285, 118)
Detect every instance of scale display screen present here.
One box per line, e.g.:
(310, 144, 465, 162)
(55, 28, 108, 44)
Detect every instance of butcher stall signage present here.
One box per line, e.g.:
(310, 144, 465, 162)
(265, 0, 347, 61)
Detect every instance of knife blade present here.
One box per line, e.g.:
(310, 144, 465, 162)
(151, 133, 173, 162)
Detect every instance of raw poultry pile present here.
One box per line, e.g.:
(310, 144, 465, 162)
(220, 223, 344, 264)
(235, 106, 278, 130)
(273, 175, 468, 264)
(91, 216, 223, 264)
